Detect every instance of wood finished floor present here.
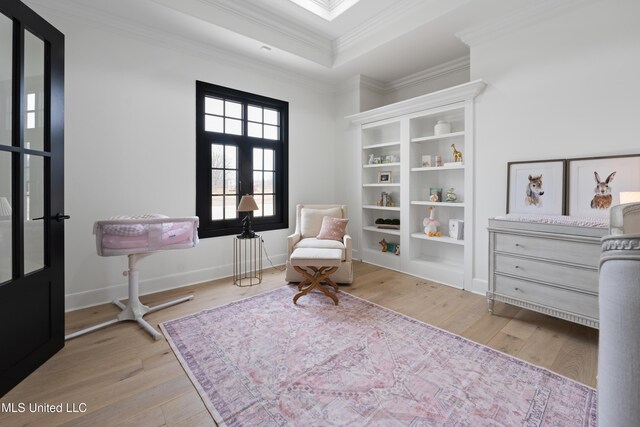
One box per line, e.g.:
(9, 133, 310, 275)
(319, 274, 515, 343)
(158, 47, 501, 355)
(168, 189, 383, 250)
(0, 261, 598, 426)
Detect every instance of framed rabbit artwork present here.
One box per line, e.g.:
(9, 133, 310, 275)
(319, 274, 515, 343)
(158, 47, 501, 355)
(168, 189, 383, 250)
(567, 154, 640, 218)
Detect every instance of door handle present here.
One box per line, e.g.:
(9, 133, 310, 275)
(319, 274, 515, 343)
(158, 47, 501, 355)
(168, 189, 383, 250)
(31, 213, 70, 222)
(54, 213, 70, 222)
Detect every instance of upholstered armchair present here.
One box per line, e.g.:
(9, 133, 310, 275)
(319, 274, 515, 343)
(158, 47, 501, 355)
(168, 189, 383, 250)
(609, 202, 640, 234)
(285, 204, 353, 284)
(598, 201, 640, 426)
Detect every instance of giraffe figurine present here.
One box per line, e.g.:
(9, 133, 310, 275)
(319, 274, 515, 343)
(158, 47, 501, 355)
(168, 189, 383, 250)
(451, 144, 463, 163)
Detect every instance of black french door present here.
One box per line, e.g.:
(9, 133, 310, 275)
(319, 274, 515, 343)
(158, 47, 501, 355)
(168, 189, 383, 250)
(0, 0, 65, 396)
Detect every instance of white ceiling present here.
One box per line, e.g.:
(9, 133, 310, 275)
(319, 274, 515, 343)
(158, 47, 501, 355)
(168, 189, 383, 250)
(25, 0, 532, 84)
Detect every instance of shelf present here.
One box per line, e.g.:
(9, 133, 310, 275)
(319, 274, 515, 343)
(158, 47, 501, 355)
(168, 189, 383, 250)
(362, 141, 401, 150)
(361, 248, 402, 271)
(411, 201, 465, 207)
(410, 232, 464, 245)
(411, 131, 465, 143)
(363, 162, 401, 168)
(363, 183, 401, 187)
(411, 164, 464, 172)
(363, 226, 401, 236)
(352, 80, 485, 290)
(363, 205, 401, 211)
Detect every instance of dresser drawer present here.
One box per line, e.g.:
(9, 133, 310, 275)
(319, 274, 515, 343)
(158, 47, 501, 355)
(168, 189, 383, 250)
(494, 254, 598, 294)
(494, 233, 600, 266)
(494, 275, 599, 319)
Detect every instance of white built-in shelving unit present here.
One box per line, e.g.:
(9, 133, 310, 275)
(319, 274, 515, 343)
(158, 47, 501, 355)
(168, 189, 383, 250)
(347, 80, 486, 290)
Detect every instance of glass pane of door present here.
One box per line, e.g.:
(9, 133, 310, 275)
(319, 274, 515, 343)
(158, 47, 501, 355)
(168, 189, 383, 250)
(24, 154, 44, 274)
(24, 30, 44, 152)
(0, 14, 11, 147)
(0, 151, 11, 283)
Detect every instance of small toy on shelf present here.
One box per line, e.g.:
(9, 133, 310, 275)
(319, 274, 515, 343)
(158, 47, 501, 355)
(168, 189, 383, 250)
(379, 238, 400, 254)
(423, 207, 442, 237)
(445, 188, 458, 202)
(451, 144, 463, 162)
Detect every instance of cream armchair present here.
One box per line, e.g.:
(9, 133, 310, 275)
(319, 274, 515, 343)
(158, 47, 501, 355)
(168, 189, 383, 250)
(285, 204, 353, 284)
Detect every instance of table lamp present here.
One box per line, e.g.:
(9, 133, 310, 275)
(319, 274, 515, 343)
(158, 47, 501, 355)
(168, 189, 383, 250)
(620, 192, 640, 205)
(0, 197, 11, 220)
(237, 195, 258, 238)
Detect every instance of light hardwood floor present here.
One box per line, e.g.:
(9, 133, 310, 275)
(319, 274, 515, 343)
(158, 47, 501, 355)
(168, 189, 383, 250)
(0, 261, 598, 426)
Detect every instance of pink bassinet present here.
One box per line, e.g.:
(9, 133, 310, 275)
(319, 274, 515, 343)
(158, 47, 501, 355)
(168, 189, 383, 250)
(94, 214, 199, 256)
(66, 215, 199, 341)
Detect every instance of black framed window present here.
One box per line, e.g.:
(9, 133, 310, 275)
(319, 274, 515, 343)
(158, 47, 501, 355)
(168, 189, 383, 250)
(196, 81, 288, 238)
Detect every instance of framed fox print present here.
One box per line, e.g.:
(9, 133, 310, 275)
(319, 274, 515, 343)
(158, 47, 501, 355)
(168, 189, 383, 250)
(567, 154, 640, 218)
(507, 160, 565, 215)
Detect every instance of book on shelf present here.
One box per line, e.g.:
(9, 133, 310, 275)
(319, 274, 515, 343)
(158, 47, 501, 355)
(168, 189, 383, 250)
(449, 219, 464, 240)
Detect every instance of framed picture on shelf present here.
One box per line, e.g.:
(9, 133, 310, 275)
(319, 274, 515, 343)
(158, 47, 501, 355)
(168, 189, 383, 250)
(429, 187, 442, 202)
(567, 154, 640, 218)
(507, 159, 565, 215)
(378, 171, 392, 183)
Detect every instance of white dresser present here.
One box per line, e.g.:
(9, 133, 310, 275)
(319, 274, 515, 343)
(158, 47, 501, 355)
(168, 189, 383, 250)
(487, 218, 607, 328)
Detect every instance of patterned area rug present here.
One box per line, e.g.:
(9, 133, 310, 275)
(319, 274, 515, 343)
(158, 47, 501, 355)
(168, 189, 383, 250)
(160, 286, 597, 426)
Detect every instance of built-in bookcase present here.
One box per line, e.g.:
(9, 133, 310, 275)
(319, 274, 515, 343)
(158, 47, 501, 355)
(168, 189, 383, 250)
(348, 80, 486, 289)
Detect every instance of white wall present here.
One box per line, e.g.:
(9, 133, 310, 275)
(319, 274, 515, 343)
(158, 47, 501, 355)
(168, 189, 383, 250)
(332, 77, 361, 257)
(383, 66, 470, 105)
(470, 0, 640, 292)
(29, 7, 336, 310)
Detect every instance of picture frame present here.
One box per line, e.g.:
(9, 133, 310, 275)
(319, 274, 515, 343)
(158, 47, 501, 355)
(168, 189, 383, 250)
(507, 159, 565, 215)
(378, 171, 392, 183)
(567, 154, 640, 218)
(429, 187, 442, 203)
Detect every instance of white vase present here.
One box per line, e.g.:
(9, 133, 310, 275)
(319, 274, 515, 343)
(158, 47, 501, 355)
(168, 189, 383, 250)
(434, 120, 451, 135)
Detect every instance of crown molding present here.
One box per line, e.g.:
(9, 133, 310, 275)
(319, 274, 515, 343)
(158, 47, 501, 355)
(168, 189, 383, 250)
(25, 0, 335, 93)
(456, 0, 600, 47)
(193, 0, 333, 65)
(334, 0, 423, 53)
(352, 56, 470, 96)
(346, 79, 486, 125)
(359, 75, 387, 94)
(386, 55, 470, 92)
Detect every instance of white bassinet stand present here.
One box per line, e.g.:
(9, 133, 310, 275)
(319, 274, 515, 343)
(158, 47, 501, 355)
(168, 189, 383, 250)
(65, 215, 199, 341)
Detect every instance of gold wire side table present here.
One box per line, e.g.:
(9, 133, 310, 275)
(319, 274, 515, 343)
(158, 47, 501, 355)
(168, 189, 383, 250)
(233, 235, 263, 287)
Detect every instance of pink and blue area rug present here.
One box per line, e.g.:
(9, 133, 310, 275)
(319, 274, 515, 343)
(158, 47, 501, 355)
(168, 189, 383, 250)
(160, 286, 597, 426)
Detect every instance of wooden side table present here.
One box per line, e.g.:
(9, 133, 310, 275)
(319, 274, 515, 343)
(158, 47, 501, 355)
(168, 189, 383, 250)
(233, 235, 263, 287)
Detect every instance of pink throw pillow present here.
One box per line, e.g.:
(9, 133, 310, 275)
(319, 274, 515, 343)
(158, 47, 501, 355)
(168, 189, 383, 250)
(316, 216, 349, 241)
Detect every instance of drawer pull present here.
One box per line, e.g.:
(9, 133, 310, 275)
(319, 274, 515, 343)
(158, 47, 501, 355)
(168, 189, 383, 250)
(514, 287, 520, 291)
(515, 265, 520, 269)
(515, 243, 520, 247)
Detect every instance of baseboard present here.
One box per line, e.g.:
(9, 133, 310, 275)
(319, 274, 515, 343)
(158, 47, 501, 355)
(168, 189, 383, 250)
(468, 278, 488, 296)
(65, 253, 288, 312)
